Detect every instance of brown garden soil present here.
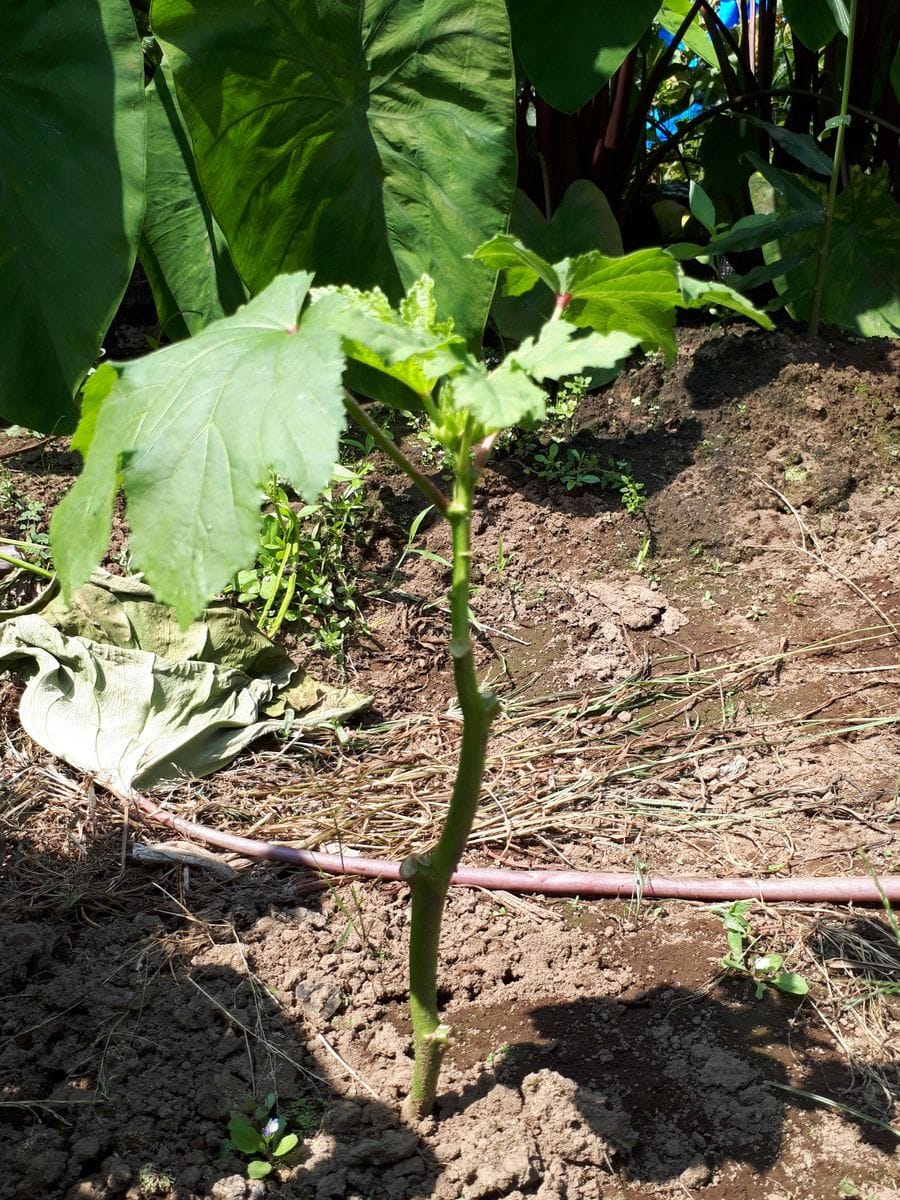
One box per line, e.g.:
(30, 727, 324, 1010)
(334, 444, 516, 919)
(2, 320, 900, 1200)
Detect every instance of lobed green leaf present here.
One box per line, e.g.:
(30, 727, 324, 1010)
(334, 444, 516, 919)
(52, 274, 347, 625)
(563, 249, 682, 361)
(314, 279, 464, 407)
(508, 322, 640, 387)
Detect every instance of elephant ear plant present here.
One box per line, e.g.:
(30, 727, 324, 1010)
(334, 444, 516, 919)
(51, 244, 768, 1119)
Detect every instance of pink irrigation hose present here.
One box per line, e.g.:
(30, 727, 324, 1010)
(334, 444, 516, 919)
(134, 792, 900, 903)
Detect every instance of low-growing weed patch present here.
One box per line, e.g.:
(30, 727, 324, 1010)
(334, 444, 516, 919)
(230, 457, 372, 657)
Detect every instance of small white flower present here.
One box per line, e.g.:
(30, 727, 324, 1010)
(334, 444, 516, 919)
(262, 1117, 280, 1139)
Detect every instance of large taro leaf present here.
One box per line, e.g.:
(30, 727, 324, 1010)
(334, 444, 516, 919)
(0, 0, 145, 433)
(51, 274, 348, 625)
(140, 58, 246, 340)
(749, 166, 900, 337)
(151, 0, 516, 345)
(508, 0, 661, 112)
(782, 0, 838, 50)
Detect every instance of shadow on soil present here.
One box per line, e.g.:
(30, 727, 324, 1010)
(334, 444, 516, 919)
(2, 817, 898, 1198)
(444, 984, 899, 1188)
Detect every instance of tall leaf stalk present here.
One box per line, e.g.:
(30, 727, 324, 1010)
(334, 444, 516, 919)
(807, 0, 858, 337)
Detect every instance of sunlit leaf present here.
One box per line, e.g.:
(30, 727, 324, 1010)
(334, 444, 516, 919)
(153, 0, 516, 343)
(749, 165, 900, 337)
(677, 274, 774, 329)
(471, 235, 562, 297)
(314, 279, 464, 408)
(773, 972, 810, 996)
(140, 57, 246, 340)
(491, 184, 624, 341)
(450, 361, 547, 431)
(508, 322, 639, 385)
(52, 274, 347, 623)
(656, 2, 718, 66)
(563, 249, 683, 360)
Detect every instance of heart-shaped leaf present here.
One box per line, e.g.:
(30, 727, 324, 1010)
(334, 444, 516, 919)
(508, 0, 661, 112)
(152, 0, 516, 344)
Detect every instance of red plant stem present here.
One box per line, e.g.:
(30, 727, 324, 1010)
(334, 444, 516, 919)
(131, 792, 900, 904)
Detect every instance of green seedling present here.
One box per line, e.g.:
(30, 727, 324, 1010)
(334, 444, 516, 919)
(532, 442, 646, 512)
(491, 535, 509, 577)
(634, 530, 652, 572)
(54, 233, 771, 1120)
(714, 901, 809, 999)
(546, 375, 588, 434)
(0, 483, 54, 574)
(485, 1042, 509, 1068)
(136, 1166, 175, 1197)
(221, 1093, 300, 1181)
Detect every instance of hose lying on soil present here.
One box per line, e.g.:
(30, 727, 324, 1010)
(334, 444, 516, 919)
(133, 791, 900, 904)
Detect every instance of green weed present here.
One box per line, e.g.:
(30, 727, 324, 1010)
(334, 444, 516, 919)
(230, 452, 372, 656)
(220, 1092, 303, 1181)
(135, 1166, 175, 1197)
(531, 443, 646, 511)
(713, 901, 809, 999)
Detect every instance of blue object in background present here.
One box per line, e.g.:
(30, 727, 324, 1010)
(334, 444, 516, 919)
(647, 101, 704, 149)
(650, 0, 759, 149)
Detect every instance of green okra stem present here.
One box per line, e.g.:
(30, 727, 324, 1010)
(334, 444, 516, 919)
(402, 435, 498, 1120)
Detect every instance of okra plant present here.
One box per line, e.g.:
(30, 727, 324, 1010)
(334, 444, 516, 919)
(51, 239, 769, 1118)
